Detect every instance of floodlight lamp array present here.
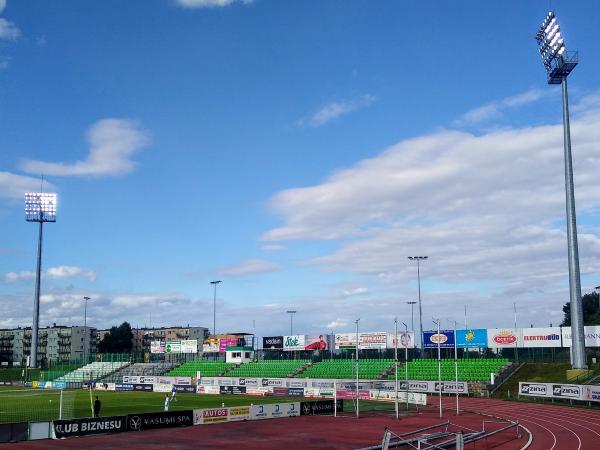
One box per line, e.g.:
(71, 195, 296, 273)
(536, 11, 567, 72)
(25, 192, 57, 222)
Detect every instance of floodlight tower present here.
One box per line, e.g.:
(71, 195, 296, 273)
(408, 256, 428, 351)
(535, 11, 586, 369)
(25, 192, 57, 369)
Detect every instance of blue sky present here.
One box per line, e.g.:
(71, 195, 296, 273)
(1, 0, 600, 338)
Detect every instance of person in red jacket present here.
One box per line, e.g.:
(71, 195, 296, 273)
(305, 335, 327, 351)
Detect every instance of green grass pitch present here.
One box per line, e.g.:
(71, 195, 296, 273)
(0, 386, 297, 424)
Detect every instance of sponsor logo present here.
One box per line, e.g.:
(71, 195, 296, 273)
(262, 379, 283, 387)
(552, 384, 581, 398)
(53, 417, 126, 438)
(128, 416, 141, 431)
(430, 333, 448, 344)
(493, 330, 517, 345)
(520, 383, 547, 395)
(524, 334, 560, 341)
(285, 336, 300, 347)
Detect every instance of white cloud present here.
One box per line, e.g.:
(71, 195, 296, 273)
(20, 119, 150, 177)
(326, 319, 348, 329)
(454, 89, 544, 126)
(0, 172, 56, 199)
(262, 93, 600, 327)
(0, 1, 5, 13)
(339, 287, 368, 298)
(4, 266, 97, 283)
(0, 18, 18, 40)
(301, 95, 376, 128)
(175, 0, 253, 8)
(217, 259, 281, 277)
(261, 244, 287, 252)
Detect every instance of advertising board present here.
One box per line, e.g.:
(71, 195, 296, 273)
(165, 341, 181, 353)
(487, 329, 519, 348)
(219, 337, 239, 352)
(386, 332, 416, 349)
(250, 402, 300, 420)
(561, 325, 600, 347)
(196, 385, 220, 394)
(53, 416, 126, 438)
(262, 336, 283, 350)
(283, 335, 306, 351)
(228, 406, 250, 421)
(220, 386, 247, 395)
(150, 341, 165, 354)
(583, 385, 600, 402)
(180, 339, 198, 353)
(335, 332, 390, 350)
(521, 327, 561, 348)
(423, 330, 455, 348)
(455, 329, 487, 348)
(300, 400, 342, 415)
(126, 411, 193, 431)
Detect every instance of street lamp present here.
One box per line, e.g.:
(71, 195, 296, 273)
(432, 318, 442, 418)
(83, 297, 91, 364)
(535, 10, 586, 370)
(25, 192, 56, 369)
(407, 301, 417, 332)
(210, 281, 222, 336)
(408, 256, 428, 350)
(286, 310, 297, 335)
(355, 318, 360, 419)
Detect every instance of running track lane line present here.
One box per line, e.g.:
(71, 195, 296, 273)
(432, 398, 555, 450)
(452, 398, 584, 450)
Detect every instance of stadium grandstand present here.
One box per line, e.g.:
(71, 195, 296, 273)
(226, 359, 311, 378)
(165, 360, 235, 377)
(299, 358, 395, 379)
(388, 358, 510, 381)
(102, 362, 176, 382)
(54, 361, 129, 383)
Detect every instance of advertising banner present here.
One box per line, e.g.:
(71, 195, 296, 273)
(583, 385, 600, 402)
(386, 332, 416, 349)
(115, 384, 133, 391)
(126, 411, 193, 431)
(304, 335, 328, 351)
(180, 339, 198, 353)
(283, 335, 306, 351)
(262, 336, 283, 350)
(237, 378, 260, 387)
(219, 338, 239, 352)
(550, 384, 584, 400)
(455, 329, 488, 348)
(300, 400, 342, 415)
(562, 325, 600, 347)
(228, 406, 251, 422)
(246, 387, 272, 396)
(150, 341, 165, 354)
(423, 330, 455, 348)
(521, 327, 562, 348)
(487, 329, 519, 348)
(518, 382, 585, 400)
(196, 385, 220, 394)
(220, 386, 247, 395)
(261, 378, 284, 387)
(359, 332, 388, 349)
(152, 384, 172, 393)
(250, 402, 300, 420)
(198, 408, 229, 424)
(335, 389, 370, 400)
(165, 341, 181, 353)
(202, 339, 219, 353)
(273, 387, 290, 397)
(335, 332, 390, 349)
(132, 384, 153, 392)
(53, 416, 126, 438)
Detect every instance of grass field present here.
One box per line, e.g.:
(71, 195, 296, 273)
(0, 387, 298, 424)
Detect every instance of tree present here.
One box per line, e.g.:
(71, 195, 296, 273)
(561, 292, 600, 326)
(98, 322, 134, 353)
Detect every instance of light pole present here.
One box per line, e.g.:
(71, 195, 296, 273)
(83, 296, 91, 364)
(355, 318, 360, 419)
(535, 11, 586, 370)
(25, 192, 57, 369)
(394, 317, 399, 420)
(514, 302, 519, 365)
(432, 318, 442, 418)
(408, 256, 428, 351)
(407, 301, 417, 332)
(402, 321, 409, 412)
(286, 310, 297, 335)
(210, 280, 222, 336)
(448, 319, 459, 416)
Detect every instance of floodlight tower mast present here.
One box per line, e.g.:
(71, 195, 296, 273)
(535, 11, 586, 369)
(25, 192, 57, 369)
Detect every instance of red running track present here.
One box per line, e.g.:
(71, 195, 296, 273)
(436, 396, 600, 450)
(4, 408, 525, 450)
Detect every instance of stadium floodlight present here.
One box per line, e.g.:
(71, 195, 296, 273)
(210, 280, 222, 336)
(25, 192, 57, 368)
(286, 310, 297, 335)
(408, 256, 428, 351)
(535, 11, 586, 370)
